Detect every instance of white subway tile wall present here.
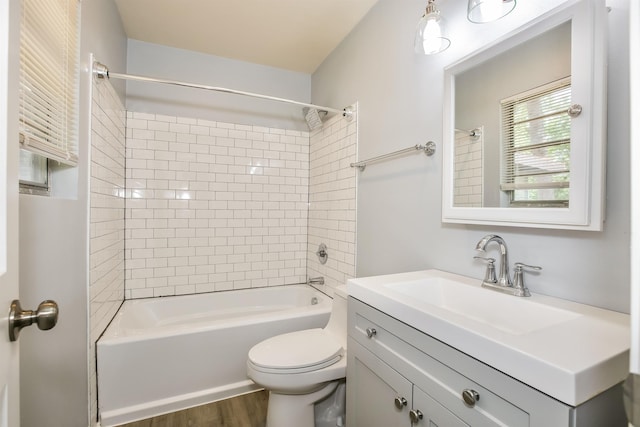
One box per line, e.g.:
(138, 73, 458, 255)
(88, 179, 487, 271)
(89, 79, 126, 422)
(124, 112, 312, 298)
(306, 110, 358, 296)
(454, 128, 483, 207)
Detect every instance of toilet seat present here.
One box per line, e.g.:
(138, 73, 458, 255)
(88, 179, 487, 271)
(248, 328, 343, 374)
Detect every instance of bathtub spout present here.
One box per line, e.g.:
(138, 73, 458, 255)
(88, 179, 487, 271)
(308, 276, 325, 286)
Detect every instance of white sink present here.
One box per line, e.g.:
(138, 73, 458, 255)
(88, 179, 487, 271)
(386, 277, 581, 335)
(347, 269, 630, 407)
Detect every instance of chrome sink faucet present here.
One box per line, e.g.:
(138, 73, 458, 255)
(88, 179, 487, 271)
(474, 234, 541, 297)
(475, 234, 512, 288)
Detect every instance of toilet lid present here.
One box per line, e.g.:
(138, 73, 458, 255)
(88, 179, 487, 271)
(248, 329, 344, 373)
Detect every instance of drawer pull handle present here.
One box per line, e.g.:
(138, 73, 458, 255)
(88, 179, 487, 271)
(409, 409, 423, 423)
(462, 389, 480, 407)
(394, 396, 407, 409)
(366, 327, 377, 338)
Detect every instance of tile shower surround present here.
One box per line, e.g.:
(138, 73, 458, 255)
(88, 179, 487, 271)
(124, 110, 356, 298)
(454, 129, 483, 207)
(306, 114, 357, 295)
(90, 78, 126, 424)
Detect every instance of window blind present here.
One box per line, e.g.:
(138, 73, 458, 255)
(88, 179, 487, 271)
(19, 0, 79, 166)
(500, 77, 572, 204)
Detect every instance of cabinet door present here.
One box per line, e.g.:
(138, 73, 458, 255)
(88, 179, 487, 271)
(347, 339, 412, 427)
(412, 386, 469, 427)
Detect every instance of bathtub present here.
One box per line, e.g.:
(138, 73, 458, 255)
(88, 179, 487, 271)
(97, 284, 332, 427)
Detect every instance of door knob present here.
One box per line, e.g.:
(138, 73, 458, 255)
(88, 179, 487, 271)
(8, 299, 59, 341)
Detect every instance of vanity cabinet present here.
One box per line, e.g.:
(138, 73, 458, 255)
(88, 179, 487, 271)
(346, 297, 626, 427)
(349, 341, 469, 426)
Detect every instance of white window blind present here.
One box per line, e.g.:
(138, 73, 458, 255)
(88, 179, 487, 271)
(500, 77, 572, 205)
(19, 0, 79, 166)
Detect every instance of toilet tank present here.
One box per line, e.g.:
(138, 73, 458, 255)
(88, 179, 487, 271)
(324, 286, 348, 349)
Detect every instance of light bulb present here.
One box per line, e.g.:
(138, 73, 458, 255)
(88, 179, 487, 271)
(468, 0, 516, 24)
(414, 2, 451, 55)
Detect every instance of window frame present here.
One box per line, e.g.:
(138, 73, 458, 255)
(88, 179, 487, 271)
(18, 149, 50, 195)
(500, 77, 572, 208)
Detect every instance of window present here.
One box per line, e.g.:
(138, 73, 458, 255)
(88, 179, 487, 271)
(19, 150, 48, 193)
(500, 78, 572, 207)
(18, 0, 79, 191)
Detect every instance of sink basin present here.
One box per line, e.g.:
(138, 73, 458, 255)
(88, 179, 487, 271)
(347, 269, 630, 407)
(386, 277, 581, 335)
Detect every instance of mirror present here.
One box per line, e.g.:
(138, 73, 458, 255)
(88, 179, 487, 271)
(442, 0, 607, 230)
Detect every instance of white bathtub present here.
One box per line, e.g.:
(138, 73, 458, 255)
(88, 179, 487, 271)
(97, 285, 332, 427)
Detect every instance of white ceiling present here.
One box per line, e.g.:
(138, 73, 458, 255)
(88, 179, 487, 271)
(114, 0, 379, 74)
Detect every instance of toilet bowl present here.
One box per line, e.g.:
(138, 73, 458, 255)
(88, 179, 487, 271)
(247, 285, 348, 427)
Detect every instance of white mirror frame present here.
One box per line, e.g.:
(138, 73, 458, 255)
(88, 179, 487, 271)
(442, 0, 607, 231)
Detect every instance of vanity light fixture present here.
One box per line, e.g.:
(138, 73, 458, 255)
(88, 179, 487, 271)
(414, 0, 451, 55)
(467, 0, 517, 23)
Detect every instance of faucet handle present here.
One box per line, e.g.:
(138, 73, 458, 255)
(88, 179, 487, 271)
(474, 256, 495, 263)
(474, 256, 497, 284)
(512, 263, 542, 297)
(514, 262, 542, 272)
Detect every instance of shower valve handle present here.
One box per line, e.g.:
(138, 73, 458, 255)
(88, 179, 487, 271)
(316, 243, 328, 265)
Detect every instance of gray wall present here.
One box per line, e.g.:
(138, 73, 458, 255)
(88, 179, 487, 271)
(18, 0, 127, 426)
(312, 0, 630, 313)
(125, 40, 313, 131)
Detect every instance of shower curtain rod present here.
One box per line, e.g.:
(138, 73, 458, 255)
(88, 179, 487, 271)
(92, 61, 353, 119)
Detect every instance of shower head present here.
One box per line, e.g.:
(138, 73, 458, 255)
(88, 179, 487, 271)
(303, 107, 327, 131)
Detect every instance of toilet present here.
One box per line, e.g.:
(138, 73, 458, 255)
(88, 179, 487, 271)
(247, 286, 348, 427)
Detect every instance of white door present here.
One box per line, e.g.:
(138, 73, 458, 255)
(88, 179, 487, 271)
(0, 0, 21, 425)
(630, 0, 640, 376)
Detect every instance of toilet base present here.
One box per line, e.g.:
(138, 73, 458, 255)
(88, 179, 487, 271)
(266, 381, 339, 427)
(315, 380, 346, 427)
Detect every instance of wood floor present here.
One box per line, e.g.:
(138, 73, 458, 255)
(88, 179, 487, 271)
(117, 391, 269, 427)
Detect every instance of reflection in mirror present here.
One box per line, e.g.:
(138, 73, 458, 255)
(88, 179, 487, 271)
(442, 0, 607, 230)
(454, 21, 571, 208)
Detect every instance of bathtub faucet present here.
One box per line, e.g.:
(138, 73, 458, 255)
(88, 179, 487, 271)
(307, 276, 325, 286)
